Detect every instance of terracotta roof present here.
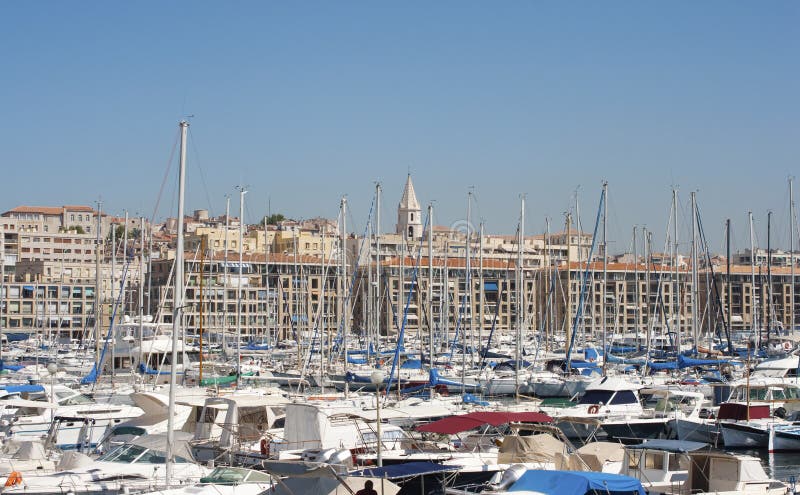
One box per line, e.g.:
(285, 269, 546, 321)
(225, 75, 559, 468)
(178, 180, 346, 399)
(4, 205, 97, 216)
(564, 261, 684, 273)
(183, 251, 324, 265)
(4, 206, 64, 215)
(380, 256, 515, 269)
(709, 264, 799, 276)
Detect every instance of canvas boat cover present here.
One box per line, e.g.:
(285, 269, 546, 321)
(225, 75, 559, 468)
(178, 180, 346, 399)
(498, 433, 567, 464)
(508, 470, 645, 495)
(417, 411, 552, 434)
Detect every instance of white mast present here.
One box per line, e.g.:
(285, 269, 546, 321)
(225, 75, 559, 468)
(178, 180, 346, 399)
(690, 192, 699, 349)
(466, 190, 474, 367)
(138, 216, 145, 369)
(166, 120, 188, 487)
(515, 195, 525, 400)
(376, 183, 381, 344)
(749, 211, 758, 347)
(601, 182, 608, 373)
(95, 200, 103, 363)
(790, 178, 795, 338)
(223, 197, 230, 354)
(479, 221, 485, 366)
(237, 186, 247, 377)
(341, 197, 348, 397)
(672, 189, 681, 350)
(428, 203, 434, 394)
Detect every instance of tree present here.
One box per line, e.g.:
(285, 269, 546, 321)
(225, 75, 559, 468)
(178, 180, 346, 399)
(262, 213, 286, 225)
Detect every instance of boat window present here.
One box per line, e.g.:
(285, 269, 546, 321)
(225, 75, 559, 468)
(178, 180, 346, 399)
(628, 452, 640, 470)
(749, 388, 768, 401)
(668, 453, 687, 471)
(135, 449, 167, 464)
(578, 390, 614, 405)
(644, 452, 662, 469)
(610, 390, 637, 405)
(112, 426, 147, 437)
(772, 388, 786, 400)
(786, 387, 800, 399)
(56, 391, 94, 405)
(201, 467, 250, 484)
(98, 444, 147, 463)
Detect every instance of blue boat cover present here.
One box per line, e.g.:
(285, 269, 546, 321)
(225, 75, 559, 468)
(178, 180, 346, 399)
(677, 354, 731, 368)
(401, 359, 422, 369)
(353, 461, 458, 479)
(462, 393, 490, 406)
(0, 361, 24, 372)
(0, 384, 45, 393)
(508, 470, 645, 495)
(647, 360, 679, 370)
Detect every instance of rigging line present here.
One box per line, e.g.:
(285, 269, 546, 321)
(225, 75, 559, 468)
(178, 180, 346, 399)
(150, 127, 181, 225)
(187, 127, 216, 218)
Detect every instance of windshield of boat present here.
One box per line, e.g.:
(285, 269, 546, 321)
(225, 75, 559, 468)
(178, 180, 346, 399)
(97, 444, 190, 463)
(578, 390, 614, 405)
(55, 390, 94, 405)
(200, 467, 271, 484)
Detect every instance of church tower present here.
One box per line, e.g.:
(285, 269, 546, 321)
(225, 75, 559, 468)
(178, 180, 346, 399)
(396, 174, 422, 240)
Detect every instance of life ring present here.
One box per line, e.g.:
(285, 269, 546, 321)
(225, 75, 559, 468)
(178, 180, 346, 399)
(784, 342, 792, 352)
(587, 404, 600, 414)
(4, 471, 22, 487)
(260, 438, 269, 456)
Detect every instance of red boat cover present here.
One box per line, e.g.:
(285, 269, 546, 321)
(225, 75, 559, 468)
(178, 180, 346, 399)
(717, 402, 771, 421)
(416, 411, 552, 434)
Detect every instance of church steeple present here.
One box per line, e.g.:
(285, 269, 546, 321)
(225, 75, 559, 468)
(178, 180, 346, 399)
(396, 174, 422, 240)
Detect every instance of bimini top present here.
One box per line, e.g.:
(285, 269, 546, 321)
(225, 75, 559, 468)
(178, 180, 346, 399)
(416, 411, 552, 435)
(508, 470, 645, 495)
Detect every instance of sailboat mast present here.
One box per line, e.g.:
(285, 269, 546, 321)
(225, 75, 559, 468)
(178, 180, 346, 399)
(466, 191, 474, 368)
(223, 197, 230, 355)
(749, 212, 758, 349)
(565, 213, 572, 354)
(428, 203, 434, 395)
(788, 177, 795, 335)
(479, 222, 485, 367)
(95, 200, 102, 363)
(515, 195, 524, 400)
(691, 192, 699, 349)
(138, 217, 145, 370)
(601, 182, 608, 374)
(199, 236, 205, 383)
(672, 189, 680, 352)
(767, 211, 773, 343)
(237, 186, 247, 377)
(726, 220, 732, 351)
(341, 197, 348, 397)
(375, 183, 381, 344)
(166, 120, 189, 487)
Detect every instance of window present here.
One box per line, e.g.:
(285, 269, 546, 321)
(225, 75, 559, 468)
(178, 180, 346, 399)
(610, 390, 638, 405)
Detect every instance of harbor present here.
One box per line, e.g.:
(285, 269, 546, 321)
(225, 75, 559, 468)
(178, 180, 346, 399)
(3, 2, 800, 493)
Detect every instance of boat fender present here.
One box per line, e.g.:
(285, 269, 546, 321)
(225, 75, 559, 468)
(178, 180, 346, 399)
(784, 342, 792, 352)
(260, 438, 269, 456)
(4, 471, 22, 487)
(588, 404, 600, 414)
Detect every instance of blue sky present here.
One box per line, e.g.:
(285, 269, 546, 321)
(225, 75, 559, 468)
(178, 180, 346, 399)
(1, 2, 798, 253)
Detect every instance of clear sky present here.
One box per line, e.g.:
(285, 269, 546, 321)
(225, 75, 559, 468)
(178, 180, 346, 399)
(2, 2, 798, 254)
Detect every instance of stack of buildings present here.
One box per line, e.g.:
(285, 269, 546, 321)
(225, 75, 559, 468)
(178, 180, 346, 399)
(1, 176, 798, 348)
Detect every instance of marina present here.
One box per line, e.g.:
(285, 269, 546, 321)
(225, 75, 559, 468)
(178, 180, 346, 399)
(3, 2, 800, 494)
